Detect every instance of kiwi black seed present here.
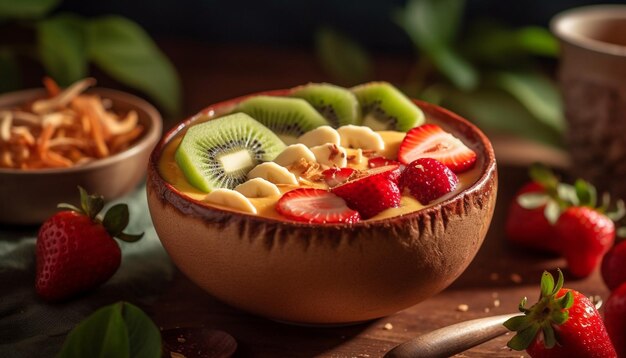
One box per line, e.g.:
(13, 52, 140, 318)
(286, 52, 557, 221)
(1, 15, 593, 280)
(290, 83, 360, 127)
(175, 113, 286, 192)
(235, 96, 330, 144)
(351, 81, 424, 132)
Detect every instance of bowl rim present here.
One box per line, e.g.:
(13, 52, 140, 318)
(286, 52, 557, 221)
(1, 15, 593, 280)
(0, 87, 163, 175)
(550, 4, 626, 58)
(148, 88, 497, 229)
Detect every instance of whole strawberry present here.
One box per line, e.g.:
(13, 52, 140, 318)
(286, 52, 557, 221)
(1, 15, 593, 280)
(555, 207, 615, 278)
(506, 164, 624, 278)
(601, 240, 626, 291)
(504, 270, 617, 358)
(604, 282, 626, 358)
(36, 187, 143, 301)
(505, 181, 560, 253)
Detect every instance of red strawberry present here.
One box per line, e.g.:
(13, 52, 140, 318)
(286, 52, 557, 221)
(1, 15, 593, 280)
(368, 156, 402, 169)
(331, 165, 401, 219)
(397, 124, 476, 173)
(400, 158, 458, 204)
(555, 206, 615, 278)
(601, 240, 626, 291)
(36, 187, 143, 301)
(605, 282, 626, 358)
(276, 188, 360, 224)
(505, 270, 617, 358)
(322, 167, 357, 188)
(505, 182, 560, 253)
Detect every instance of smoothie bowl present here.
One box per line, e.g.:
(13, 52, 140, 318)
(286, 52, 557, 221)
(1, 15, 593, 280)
(147, 82, 497, 324)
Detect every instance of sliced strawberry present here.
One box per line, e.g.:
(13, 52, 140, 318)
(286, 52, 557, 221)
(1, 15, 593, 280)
(276, 188, 360, 224)
(331, 165, 401, 219)
(397, 124, 477, 173)
(401, 158, 458, 204)
(368, 156, 402, 169)
(322, 167, 357, 188)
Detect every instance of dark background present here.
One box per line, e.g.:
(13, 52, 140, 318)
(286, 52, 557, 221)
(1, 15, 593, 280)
(57, 0, 625, 52)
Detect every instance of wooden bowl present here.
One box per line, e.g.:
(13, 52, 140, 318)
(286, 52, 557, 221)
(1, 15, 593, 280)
(147, 91, 497, 324)
(0, 88, 162, 225)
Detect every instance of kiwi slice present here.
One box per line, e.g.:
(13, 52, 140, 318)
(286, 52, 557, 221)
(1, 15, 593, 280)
(175, 113, 286, 192)
(290, 83, 360, 127)
(351, 82, 424, 132)
(235, 96, 330, 144)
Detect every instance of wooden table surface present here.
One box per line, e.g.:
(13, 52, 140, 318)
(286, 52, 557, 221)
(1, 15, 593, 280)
(149, 41, 609, 357)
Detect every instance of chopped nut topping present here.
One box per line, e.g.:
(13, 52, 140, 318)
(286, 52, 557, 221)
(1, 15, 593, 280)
(290, 158, 324, 182)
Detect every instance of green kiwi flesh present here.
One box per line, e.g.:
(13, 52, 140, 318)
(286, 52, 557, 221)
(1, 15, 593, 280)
(290, 83, 360, 127)
(351, 82, 424, 132)
(175, 113, 286, 192)
(235, 96, 330, 144)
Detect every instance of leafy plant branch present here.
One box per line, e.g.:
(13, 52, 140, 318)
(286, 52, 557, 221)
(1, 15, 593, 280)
(315, 0, 565, 147)
(0, 0, 181, 116)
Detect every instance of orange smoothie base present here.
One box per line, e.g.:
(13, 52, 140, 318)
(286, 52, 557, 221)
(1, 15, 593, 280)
(158, 124, 482, 222)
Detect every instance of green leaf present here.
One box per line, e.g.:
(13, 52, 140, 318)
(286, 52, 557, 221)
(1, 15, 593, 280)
(440, 88, 563, 147)
(552, 309, 569, 325)
(397, 0, 465, 49)
(507, 323, 540, 351)
(529, 164, 558, 189)
(574, 179, 596, 207)
(544, 200, 560, 225)
(121, 303, 162, 358)
(78, 186, 104, 219)
(602, 192, 611, 211)
(116, 232, 144, 243)
(555, 269, 565, 293)
(57, 302, 161, 358)
(0, 50, 21, 92)
(314, 27, 372, 85)
(607, 200, 626, 222)
(540, 271, 554, 298)
(430, 46, 478, 90)
(518, 297, 528, 312)
(557, 183, 579, 206)
(491, 71, 565, 133)
(542, 322, 557, 349)
(86, 16, 181, 116)
(558, 291, 574, 310)
(37, 13, 87, 86)
(517, 193, 549, 209)
(395, 0, 478, 90)
(463, 23, 558, 64)
(0, 0, 59, 19)
(103, 204, 129, 237)
(58, 302, 130, 358)
(516, 26, 559, 57)
(617, 227, 626, 238)
(503, 315, 531, 331)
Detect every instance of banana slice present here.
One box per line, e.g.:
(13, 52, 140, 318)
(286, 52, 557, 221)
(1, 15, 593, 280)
(337, 125, 385, 152)
(297, 125, 341, 147)
(310, 143, 347, 168)
(205, 189, 257, 214)
(235, 178, 281, 198)
(273, 144, 316, 167)
(247, 162, 298, 185)
(346, 148, 364, 165)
